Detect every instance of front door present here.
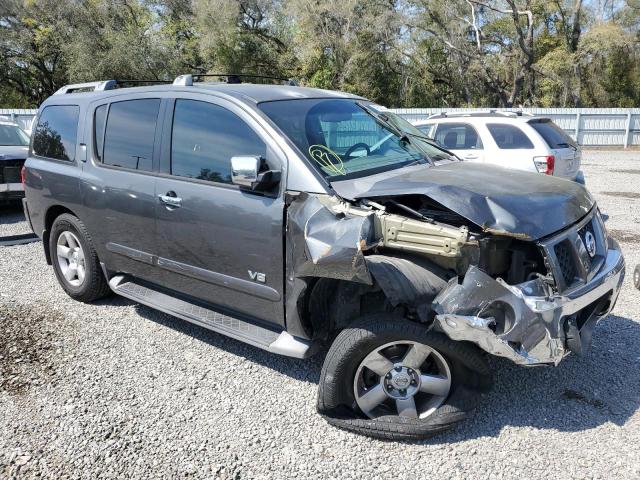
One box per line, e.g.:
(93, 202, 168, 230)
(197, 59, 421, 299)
(154, 97, 285, 327)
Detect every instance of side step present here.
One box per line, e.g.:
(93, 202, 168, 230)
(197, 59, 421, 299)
(109, 275, 314, 359)
(0, 232, 40, 247)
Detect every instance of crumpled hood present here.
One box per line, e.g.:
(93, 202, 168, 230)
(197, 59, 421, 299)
(331, 162, 594, 240)
(0, 145, 28, 160)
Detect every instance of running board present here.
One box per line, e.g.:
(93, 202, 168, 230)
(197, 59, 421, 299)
(108, 275, 314, 359)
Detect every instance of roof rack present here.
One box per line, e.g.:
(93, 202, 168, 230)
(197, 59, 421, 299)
(53, 79, 172, 95)
(427, 110, 534, 119)
(173, 73, 299, 87)
(53, 80, 118, 95)
(53, 73, 300, 96)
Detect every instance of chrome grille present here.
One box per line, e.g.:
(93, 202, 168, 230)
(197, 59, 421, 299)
(554, 240, 578, 287)
(540, 209, 608, 293)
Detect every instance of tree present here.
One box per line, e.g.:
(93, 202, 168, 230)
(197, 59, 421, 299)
(0, 0, 637, 108)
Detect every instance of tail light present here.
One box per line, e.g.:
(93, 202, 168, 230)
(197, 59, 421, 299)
(533, 155, 555, 175)
(20, 165, 27, 186)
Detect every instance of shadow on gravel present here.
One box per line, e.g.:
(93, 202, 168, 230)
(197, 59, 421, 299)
(130, 298, 640, 442)
(429, 313, 640, 444)
(0, 204, 26, 224)
(0, 303, 64, 394)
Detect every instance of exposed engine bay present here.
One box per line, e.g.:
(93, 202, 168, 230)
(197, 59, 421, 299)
(286, 190, 625, 366)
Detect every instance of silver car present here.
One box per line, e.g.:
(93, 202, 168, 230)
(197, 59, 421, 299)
(0, 120, 30, 203)
(414, 112, 584, 184)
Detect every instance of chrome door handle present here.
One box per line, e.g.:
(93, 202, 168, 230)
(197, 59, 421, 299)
(158, 193, 182, 208)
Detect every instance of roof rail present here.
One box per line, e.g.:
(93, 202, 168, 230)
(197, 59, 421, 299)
(427, 110, 535, 119)
(53, 80, 117, 95)
(172, 73, 299, 87)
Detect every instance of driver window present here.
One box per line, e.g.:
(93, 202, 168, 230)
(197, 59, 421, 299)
(434, 123, 483, 150)
(171, 99, 266, 184)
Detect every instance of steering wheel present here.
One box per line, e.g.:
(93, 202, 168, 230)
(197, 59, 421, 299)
(345, 142, 371, 158)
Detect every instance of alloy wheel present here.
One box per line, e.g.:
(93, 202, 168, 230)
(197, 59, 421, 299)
(353, 340, 451, 420)
(56, 231, 86, 287)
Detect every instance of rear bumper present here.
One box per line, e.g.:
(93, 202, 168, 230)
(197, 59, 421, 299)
(433, 238, 625, 366)
(0, 182, 24, 201)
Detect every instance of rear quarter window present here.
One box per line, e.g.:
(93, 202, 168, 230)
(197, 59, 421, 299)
(529, 120, 578, 149)
(486, 123, 534, 149)
(32, 105, 80, 161)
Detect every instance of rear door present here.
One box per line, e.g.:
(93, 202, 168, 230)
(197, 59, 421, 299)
(433, 122, 484, 162)
(81, 95, 165, 284)
(154, 95, 286, 327)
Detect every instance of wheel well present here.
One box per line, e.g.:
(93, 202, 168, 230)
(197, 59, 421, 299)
(305, 278, 393, 340)
(42, 205, 76, 264)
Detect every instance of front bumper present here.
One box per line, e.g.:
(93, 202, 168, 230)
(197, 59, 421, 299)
(433, 237, 625, 366)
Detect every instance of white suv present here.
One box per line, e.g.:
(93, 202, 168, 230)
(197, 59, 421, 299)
(413, 112, 584, 183)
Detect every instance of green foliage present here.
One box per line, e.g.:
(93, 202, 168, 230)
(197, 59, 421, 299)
(0, 0, 638, 107)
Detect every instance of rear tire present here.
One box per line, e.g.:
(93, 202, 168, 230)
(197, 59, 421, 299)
(317, 314, 492, 441)
(634, 265, 640, 290)
(50, 214, 110, 302)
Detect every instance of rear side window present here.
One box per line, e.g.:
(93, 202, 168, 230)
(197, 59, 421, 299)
(529, 120, 578, 149)
(171, 99, 266, 184)
(103, 99, 160, 171)
(32, 105, 79, 161)
(434, 123, 483, 150)
(487, 123, 534, 149)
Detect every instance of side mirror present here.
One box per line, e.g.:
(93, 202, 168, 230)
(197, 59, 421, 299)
(230, 156, 281, 192)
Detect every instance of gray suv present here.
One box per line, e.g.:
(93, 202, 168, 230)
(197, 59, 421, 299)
(23, 75, 625, 441)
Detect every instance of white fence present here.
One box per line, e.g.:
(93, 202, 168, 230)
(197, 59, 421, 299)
(0, 109, 37, 133)
(390, 108, 640, 148)
(2, 107, 640, 147)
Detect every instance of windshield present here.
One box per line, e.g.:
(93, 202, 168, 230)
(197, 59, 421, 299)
(0, 124, 29, 146)
(259, 99, 436, 180)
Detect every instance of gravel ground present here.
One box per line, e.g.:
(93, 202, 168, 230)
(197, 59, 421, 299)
(1, 151, 639, 479)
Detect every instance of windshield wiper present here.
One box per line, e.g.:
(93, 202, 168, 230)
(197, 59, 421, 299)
(356, 102, 434, 166)
(356, 102, 404, 137)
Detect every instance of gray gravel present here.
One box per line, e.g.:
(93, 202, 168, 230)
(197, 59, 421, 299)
(1, 150, 639, 479)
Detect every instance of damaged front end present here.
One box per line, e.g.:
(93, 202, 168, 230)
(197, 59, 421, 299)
(431, 208, 625, 366)
(286, 189, 625, 367)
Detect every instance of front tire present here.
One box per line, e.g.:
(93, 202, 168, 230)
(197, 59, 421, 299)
(634, 265, 640, 290)
(50, 213, 110, 303)
(317, 314, 492, 441)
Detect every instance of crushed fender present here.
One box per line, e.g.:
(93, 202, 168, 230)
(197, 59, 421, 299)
(286, 193, 374, 284)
